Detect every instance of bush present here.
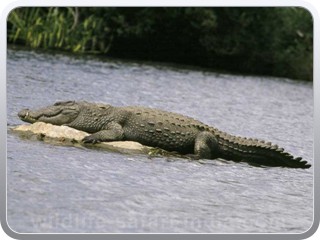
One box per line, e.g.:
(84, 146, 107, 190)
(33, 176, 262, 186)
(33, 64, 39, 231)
(7, 7, 313, 80)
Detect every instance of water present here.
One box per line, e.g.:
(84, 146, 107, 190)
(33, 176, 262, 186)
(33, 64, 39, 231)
(6, 48, 313, 233)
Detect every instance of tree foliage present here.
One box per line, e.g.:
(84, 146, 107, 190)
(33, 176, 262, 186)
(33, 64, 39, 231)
(7, 7, 313, 80)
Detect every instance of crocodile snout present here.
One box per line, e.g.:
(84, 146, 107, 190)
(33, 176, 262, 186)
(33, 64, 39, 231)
(18, 109, 30, 119)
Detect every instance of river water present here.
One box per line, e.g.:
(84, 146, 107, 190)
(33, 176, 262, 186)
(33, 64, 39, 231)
(6, 48, 313, 233)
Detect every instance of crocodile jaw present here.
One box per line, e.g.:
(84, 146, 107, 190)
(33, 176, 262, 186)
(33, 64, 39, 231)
(18, 102, 80, 125)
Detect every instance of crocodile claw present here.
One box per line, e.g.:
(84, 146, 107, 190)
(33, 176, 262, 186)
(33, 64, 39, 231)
(82, 136, 101, 144)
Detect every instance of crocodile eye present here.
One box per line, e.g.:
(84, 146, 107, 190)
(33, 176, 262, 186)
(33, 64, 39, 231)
(97, 103, 111, 110)
(54, 101, 75, 106)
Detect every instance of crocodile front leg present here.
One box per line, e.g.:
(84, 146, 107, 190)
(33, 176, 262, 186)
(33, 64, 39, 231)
(82, 122, 124, 143)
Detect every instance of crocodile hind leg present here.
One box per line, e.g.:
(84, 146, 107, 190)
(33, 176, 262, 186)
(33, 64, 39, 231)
(193, 131, 220, 159)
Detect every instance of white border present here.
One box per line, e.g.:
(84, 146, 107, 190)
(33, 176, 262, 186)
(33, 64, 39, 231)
(1, 1, 319, 240)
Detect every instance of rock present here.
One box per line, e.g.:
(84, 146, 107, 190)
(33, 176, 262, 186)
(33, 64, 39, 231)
(11, 122, 152, 154)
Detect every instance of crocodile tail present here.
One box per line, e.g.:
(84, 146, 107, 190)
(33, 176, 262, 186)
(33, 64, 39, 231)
(215, 131, 311, 168)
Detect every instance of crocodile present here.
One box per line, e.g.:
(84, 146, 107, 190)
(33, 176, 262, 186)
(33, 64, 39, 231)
(18, 100, 311, 168)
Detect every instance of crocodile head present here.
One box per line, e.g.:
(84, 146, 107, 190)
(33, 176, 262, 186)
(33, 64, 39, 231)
(18, 101, 80, 125)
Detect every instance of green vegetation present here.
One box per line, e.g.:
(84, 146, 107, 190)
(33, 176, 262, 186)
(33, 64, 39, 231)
(7, 8, 113, 53)
(7, 7, 313, 80)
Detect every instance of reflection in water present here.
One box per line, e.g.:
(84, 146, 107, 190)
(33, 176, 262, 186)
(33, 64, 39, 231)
(7, 48, 313, 233)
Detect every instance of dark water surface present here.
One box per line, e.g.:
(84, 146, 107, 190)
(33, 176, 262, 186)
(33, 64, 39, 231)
(7, 48, 313, 233)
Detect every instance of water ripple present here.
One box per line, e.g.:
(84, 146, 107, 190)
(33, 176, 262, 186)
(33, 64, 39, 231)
(7, 48, 313, 233)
